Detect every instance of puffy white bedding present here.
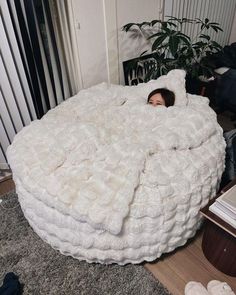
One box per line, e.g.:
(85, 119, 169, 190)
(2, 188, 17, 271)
(7, 70, 226, 264)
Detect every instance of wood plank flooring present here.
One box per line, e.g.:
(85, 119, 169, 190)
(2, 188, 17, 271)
(0, 178, 15, 196)
(1, 179, 236, 295)
(145, 229, 236, 295)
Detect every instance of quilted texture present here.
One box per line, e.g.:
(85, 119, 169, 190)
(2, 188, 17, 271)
(7, 70, 226, 264)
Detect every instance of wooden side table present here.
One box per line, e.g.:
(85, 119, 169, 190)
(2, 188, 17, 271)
(200, 179, 236, 277)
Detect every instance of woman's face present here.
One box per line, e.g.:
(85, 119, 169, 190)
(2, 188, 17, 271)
(148, 93, 165, 106)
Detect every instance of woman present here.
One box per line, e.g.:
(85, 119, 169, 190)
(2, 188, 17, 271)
(147, 88, 175, 107)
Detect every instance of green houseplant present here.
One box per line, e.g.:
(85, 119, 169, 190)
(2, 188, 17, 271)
(122, 17, 223, 85)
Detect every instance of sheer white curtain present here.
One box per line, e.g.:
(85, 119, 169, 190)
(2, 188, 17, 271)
(49, 0, 83, 94)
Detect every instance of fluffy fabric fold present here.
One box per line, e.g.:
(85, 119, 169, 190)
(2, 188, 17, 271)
(7, 81, 224, 235)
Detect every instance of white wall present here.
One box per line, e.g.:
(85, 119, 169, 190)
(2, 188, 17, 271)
(103, 0, 119, 85)
(117, 0, 162, 84)
(71, 0, 162, 87)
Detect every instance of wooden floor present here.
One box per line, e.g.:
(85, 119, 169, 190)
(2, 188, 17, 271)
(145, 230, 236, 295)
(1, 179, 236, 295)
(0, 179, 15, 197)
(0, 178, 15, 196)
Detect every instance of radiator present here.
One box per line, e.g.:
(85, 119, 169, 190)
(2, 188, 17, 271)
(164, 0, 236, 46)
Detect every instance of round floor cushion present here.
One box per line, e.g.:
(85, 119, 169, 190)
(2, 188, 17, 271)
(7, 70, 225, 264)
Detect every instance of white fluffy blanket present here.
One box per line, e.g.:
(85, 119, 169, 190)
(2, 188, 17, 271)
(7, 72, 225, 238)
(7, 70, 226, 264)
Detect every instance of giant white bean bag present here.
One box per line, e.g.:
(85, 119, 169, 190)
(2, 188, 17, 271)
(7, 70, 225, 265)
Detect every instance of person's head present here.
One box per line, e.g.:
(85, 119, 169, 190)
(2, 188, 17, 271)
(147, 88, 175, 107)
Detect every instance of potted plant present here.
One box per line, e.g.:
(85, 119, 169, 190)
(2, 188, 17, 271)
(122, 17, 223, 94)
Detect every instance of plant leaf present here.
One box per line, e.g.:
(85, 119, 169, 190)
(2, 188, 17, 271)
(209, 22, 221, 25)
(167, 21, 177, 27)
(166, 16, 180, 21)
(195, 18, 203, 23)
(199, 34, 211, 41)
(192, 41, 206, 47)
(210, 41, 222, 50)
(151, 20, 162, 26)
(147, 32, 163, 40)
(138, 22, 150, 29)
(140, 50, 148, 56)
(162, 22, 168, 29)
(169, 36, 179, 56)
(178, 35, 190, 45)
(211, 25, 223, 32)
(201, 24, 205, 30)
(177, 32, 191, 40)
(122, 23, 137, 32)
(152, 35, 168, 51)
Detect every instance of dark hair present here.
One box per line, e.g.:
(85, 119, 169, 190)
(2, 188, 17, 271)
(147, 88, 175, 107)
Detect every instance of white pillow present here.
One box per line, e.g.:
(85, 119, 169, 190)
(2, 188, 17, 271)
(135, 69, 187, 106)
